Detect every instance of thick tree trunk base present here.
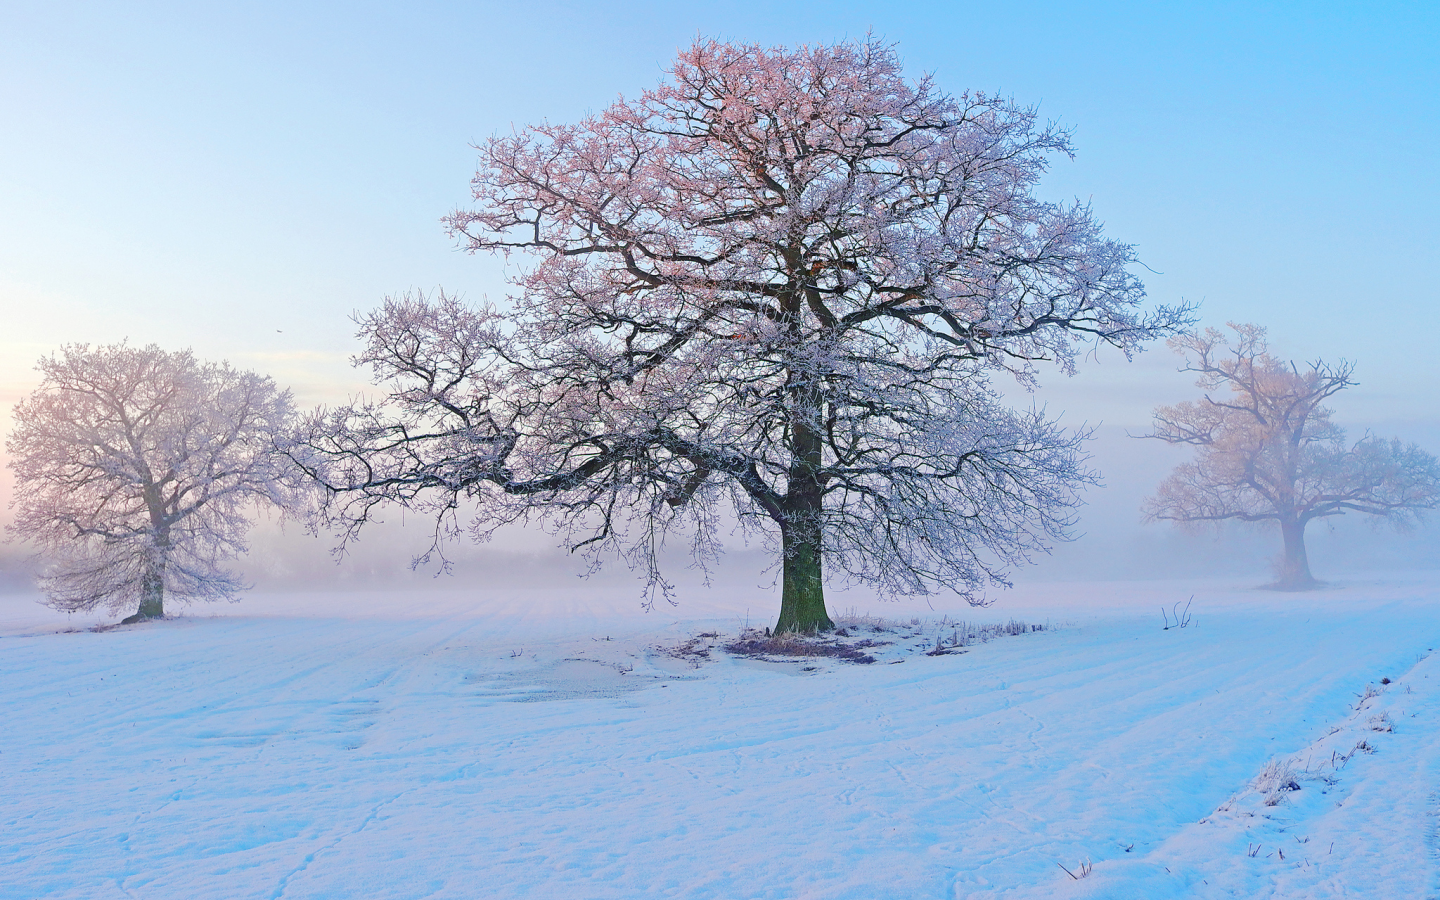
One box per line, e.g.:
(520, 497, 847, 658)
(774, 533, 834, 633)
(1270, 519, 1318, 591)
(774, 606, 833, 634)
(125, 575, 165, 624)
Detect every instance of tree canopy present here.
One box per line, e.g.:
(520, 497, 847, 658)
(298, 38, 1190, 630)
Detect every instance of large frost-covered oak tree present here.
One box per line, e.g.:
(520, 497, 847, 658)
(297, 39, 1189, 631)
(1143, 324, 1440, 589)
(6, 344, 306, 622)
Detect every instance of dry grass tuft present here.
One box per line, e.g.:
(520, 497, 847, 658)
(724, 629, 883, 664)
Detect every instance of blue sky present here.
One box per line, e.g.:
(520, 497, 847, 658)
(3, 1, 1438, 579)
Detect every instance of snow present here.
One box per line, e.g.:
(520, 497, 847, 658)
(4, 575, 1438, 899)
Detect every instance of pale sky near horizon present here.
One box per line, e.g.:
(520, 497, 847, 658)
(3, 1, 1438, 587)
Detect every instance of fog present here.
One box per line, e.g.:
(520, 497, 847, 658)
(8, 348, 1434, 615)
(225, 427, 1440, 600)
(227, 420, 1440, 596)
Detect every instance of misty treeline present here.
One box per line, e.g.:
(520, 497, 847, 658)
(6, 39, 1435, 627)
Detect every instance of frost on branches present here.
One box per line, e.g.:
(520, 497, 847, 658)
(299, 38, 1190, 631)
(5, 344, 306, 621)
(1143, 323, 1440, 589)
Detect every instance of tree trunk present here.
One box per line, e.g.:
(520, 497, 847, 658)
(130, 492, 170, 621)
(775, 522, 833, 633)
(773, 270, 834, 633)
(1274, 516, 1317, 590)
(137, 569, 164, 618)
(774, 421, 834, 633)
(121, 570, 164, 624)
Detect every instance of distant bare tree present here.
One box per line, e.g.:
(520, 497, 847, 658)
(5, 344, 306, 621)
(1142, 323, 1440, 589)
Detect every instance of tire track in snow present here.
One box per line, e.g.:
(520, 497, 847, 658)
(1063, 648, 1440, 898)
(256, 613, 516, 895)
(178, 614, 481, 755)
(269, 785, 413, 900)
(1428, 791, 1440, 900)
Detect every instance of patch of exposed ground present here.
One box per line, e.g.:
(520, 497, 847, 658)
(650, 615, 1052, 670)
(724, 629, 886, 664)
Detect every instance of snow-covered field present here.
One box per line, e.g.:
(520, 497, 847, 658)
(4, 574, 1439, 899)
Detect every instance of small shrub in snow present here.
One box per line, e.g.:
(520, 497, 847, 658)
(1355, 683, 1383, 708)
(926, 619, 1044, 655)
(833, 611, 891, 633)
(1254, 759, 1302, 806)
(1161, 596, 1194, 630)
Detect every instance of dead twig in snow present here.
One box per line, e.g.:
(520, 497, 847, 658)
(1162, 596, 1194, 630)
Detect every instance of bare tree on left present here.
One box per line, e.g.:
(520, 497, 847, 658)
(5, 344, 306, 622)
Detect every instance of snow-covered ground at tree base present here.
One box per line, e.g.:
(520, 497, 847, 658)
(4, 573, 1439, 899)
